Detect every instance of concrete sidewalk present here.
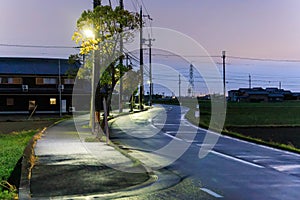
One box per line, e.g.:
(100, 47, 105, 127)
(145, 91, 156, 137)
(20, 114, 152, 199)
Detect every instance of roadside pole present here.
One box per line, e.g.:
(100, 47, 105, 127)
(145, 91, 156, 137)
(103, 98, 109, 144)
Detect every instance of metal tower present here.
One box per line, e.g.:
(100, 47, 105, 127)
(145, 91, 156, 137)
(188, 64, 194, 97)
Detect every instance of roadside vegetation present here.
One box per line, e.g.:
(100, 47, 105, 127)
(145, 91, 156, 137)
(0, 130, 37, 199)
(166, 98, 300, 153)
(0, 118, 62, 199)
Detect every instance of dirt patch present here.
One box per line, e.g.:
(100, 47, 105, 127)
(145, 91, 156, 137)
(227, 126, 300, 149)
(0, 121, 55, 134)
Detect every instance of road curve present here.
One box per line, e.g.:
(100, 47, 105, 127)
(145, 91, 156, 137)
(110, 104, 300, 200)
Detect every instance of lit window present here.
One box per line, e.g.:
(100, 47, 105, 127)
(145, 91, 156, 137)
(7, 98, 14, 106)
(50, 98, 56, 105)
(28, 101, 36, 110)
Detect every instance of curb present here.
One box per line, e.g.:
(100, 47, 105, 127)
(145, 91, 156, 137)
(42, 169, 181, 200)
(18, 117, 71, 199)
(18, 128, 46, 199)
(19, 110, 156, 199)
(19, 107, 179, 199)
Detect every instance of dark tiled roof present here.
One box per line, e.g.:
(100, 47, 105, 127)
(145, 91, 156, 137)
(0, 57, 80, 75)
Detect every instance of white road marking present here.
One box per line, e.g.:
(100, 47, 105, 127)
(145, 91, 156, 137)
(163, 132, 183, 141)
(270, 164, 300, 172)
(153, 123, 190, 126)
(150, 123, 158, 129)
(158, 120, 264, 169)
(210, 150, 265, 169)
(166, 131, 198, 134)
(200, 188, 223, 198)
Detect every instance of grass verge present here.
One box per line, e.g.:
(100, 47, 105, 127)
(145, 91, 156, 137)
(0, 116, 69, 199)
(0, 130, 37, 199)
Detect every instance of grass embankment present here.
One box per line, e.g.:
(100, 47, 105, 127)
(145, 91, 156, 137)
(180, 98, 300, 153)
(0, 130, 37, 199)
(0, 118, 63, 199)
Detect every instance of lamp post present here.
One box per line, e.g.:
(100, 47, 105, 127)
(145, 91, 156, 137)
(139, 6, 144, 110)
(83, 29, 97, 133)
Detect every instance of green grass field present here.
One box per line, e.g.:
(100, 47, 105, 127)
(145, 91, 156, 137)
(181, 99, 300, 127)
(0, 118, 60, 199)
(179, 98, 300, 153)
(225, 101, 300, 126)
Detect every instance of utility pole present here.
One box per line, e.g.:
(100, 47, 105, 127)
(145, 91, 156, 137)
(90, 0, 101, 133)
(249, 74, 251, 89)
(279, 81, 282, 89)
(93, 0, 101, 8)
(143, 35, 154, 106)
(222, 51, 226, 100)
(148, 35, 153, 106)
(179, 74, 181, 98)
(58, 59, 62, 117)
(118, 0, 124, 113)
(139, 6, 144, 110)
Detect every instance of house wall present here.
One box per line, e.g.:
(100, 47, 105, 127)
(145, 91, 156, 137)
(0, 57, 82, 114)
(0, 75, 75, 113)
(248, 94, 268, 102)
(0, 94, 73, 113)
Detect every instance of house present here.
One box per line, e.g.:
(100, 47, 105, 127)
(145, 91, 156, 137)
(292, 93, 300, 100)
(268, 93, 284, 102)
(228, 90, 239, 102)
(228, 87, 297, 102)
(0, 57, 82, 114)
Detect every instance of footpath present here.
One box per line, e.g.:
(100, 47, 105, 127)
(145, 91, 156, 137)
(18, 110, 154, 199)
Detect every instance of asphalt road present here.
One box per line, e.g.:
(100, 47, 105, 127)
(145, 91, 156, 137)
(110, 104, 300, 200)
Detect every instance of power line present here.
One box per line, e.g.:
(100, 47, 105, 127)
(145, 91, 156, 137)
(3, 42, 300, 64)
(0, 43, 76, 49)
(144, 52, 300, 63)
(129, 0, 138, 12)
(228, 56, 300, 63)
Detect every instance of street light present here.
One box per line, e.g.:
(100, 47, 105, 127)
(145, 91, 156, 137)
(83, 28, 97, 133)
(83, 29, 95, 39)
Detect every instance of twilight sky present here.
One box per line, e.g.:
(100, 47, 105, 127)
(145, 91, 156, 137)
(1, 0, 300, 93)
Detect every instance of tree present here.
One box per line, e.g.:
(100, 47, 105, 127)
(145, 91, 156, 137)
(71, 4, 140, 128)
(122, 70, 140, 111)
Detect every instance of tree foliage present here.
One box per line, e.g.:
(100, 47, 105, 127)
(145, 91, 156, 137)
(71, 4, 141, 115)
(72, 5, 139, 55)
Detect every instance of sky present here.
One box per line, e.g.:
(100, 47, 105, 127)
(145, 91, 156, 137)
(1, 0, 300, 94)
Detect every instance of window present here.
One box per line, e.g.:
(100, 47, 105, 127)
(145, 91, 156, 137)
(36, 77, 57, 85)
(6, 98, 14, 106)
(36, 78, 44, 85)
(64, 79, 75, 84)
(0, 77, 22, 84)
(50, 98, 56, 105)
(28, 100, 36, 111)
(44, 78, 57, 84)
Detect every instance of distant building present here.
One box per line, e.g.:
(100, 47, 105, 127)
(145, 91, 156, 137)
(0, 57, 85, 114)
(228, 87, 296, 102)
